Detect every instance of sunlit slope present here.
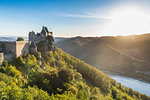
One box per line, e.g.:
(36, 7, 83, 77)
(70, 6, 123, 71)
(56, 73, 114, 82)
(0, 48, 150, 99)
(56, 34, 150, 82)
(56, 36, 98, 54)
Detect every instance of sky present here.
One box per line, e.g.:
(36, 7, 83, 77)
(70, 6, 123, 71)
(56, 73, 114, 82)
(0, 0, 150, 37)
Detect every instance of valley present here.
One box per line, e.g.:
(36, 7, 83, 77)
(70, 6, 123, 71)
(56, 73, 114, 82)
(55, 34, 150, 83)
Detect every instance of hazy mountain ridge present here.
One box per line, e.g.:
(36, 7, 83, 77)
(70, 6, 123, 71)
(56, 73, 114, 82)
(0, 37, 28, 41)
(56, 34, 150, 83)
(0, 36, 66, 43)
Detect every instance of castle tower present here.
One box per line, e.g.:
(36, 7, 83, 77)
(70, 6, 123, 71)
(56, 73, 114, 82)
(29, 31, 36, 43)
(41, 26, 49, 37)
(29, 26, 53, 45)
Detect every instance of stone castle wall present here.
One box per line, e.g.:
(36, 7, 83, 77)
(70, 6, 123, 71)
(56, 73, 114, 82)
(29, 32, 43, 44)
(29, 26, 53, 45)
(16, 41, 29, 57)
(0, 41, 29, 61)
(0, 41, 16, 60)
(0, 53, 4, 65)
(0, 26, 53, 63)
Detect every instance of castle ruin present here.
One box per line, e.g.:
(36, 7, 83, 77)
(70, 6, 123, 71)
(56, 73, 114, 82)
(0, 26, 54, 65)
(29, 26, 53, 44)
(0, 41, 29, 62)
(29, 26, 55, 58)
(0, 53, 4, 65)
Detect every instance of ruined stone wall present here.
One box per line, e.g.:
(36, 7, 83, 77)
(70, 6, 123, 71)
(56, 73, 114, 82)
(16, 41, 29, 57)
(0, 41, 29, 61)
(0, 42, 16, 60)
(29, 27, 53, 45)
(29, 32, 43, 44)
(29, 32, 36, 43)
(0, 53, 4, 65)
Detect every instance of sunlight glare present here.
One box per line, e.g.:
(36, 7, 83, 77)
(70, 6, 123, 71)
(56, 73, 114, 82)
(101, 6, 150, 36)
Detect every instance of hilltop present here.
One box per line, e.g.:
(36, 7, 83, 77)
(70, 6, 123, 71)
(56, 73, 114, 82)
(0, 29, 149, 99)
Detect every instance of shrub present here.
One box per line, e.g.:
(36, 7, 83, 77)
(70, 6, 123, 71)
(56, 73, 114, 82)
(16, 37, 24, 41)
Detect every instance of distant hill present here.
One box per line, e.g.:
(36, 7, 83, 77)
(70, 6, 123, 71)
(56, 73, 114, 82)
(0, 37, 28, 41)
(54, 37, 69, 44)
(56, 34, 150, 83)
(0, 36, 66, 43)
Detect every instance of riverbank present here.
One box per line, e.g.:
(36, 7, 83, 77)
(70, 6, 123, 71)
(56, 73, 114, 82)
(106, 73, 150, 96)
(101, 69, 150, 84)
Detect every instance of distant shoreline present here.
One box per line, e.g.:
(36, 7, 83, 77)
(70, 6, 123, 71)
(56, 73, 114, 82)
(102, 69, 150, 84)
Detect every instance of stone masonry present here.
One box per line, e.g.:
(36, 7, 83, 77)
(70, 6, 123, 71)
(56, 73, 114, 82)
(0, 26, 54, 64)
(0, 53, 4, 65)
(0, 41, 29, 62)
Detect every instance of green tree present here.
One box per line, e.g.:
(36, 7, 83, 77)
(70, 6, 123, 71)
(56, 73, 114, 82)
(16, 37, 24, 41)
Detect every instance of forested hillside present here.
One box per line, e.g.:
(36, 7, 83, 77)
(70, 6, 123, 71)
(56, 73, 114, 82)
(0, 47, 149, 99)
(56, 34, 150, 83)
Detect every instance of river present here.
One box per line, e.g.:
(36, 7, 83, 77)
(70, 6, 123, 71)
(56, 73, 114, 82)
(107, 74, 150, 96)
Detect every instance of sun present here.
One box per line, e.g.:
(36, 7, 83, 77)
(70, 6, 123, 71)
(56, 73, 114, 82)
(101, 6, 150, 36)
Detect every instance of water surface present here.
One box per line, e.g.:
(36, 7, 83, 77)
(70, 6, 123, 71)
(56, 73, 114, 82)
(107, 74, 150, 96)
